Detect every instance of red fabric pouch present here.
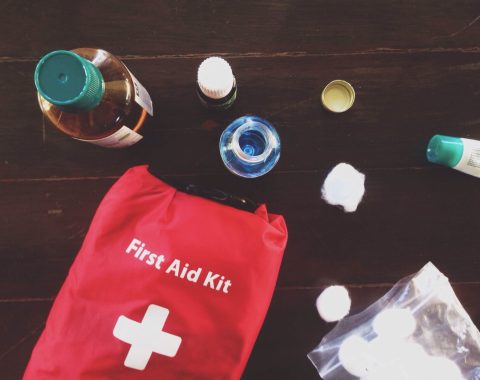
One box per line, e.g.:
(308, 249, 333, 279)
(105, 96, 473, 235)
(24, 165, 287, 380)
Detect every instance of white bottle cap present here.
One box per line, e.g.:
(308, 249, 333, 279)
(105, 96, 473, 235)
(197, 57, 235, 99)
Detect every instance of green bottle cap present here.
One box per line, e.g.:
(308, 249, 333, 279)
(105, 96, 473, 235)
(426, 135, 463, 168)
(34, 50, 105, 112)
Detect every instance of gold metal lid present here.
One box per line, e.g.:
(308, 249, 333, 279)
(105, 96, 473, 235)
(321, 80, 355, 113)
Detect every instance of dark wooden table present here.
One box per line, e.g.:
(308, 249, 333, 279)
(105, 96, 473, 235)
(2, 1, 480, 378)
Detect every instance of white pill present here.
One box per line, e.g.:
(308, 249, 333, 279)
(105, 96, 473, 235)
(373, 308, 416, 339)
(339, 335, 379, 377)
(316, 285, 351, 322)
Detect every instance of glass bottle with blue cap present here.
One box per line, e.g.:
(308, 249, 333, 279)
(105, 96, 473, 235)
(219, 116, 281, 178)
(34, 48, 153, 148)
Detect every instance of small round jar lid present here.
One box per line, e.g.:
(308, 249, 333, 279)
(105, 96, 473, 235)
(197, 57, 234, 99)
(321, 80, 355, 113)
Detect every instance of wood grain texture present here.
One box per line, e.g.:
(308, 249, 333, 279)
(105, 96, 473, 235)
(1, 0, 480, 378)
(0, 0, 480, 57)
(0, 301, 51, 380)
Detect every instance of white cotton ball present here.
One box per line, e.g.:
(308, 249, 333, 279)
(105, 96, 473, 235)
(402, 345, 433, 380)
(360, 363, 410, 380)
(423, 356, 463, 380)
(361, 341, 429, 380)
(401, 342, 428, 364)
(316, 285, 351, 322)
(373, 308, 416, 339)
(368, 337, 408, 365)
(339, 335, 379, 377)
(321, 163, 365, 212)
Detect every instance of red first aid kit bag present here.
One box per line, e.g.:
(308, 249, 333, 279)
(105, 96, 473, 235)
(24, 165, 287, 380)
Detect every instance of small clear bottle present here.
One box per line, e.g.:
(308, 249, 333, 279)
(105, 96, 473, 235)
(196, 57, 237, 110)
(219, 116, 281, 178)
(34, 49, 153, 148)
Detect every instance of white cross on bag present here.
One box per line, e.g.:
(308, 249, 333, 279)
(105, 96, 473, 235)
(113, 304, 182, 370)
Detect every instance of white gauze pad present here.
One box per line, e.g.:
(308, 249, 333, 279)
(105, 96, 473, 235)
(321, 163, 365, 212)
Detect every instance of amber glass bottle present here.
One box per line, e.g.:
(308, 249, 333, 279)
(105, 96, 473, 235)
(34, 48, 153, 148)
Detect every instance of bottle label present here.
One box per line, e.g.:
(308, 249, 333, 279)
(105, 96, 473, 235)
(456, 138, 480, 177)
(126, 68, 154, 116)
(75, 126, 143, 148)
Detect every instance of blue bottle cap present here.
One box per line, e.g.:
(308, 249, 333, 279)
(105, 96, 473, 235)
(34, 50, 105, 111)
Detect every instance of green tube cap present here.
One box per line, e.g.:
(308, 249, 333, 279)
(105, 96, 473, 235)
(426, 135, 463, 168)
(34, 50, 104, 112)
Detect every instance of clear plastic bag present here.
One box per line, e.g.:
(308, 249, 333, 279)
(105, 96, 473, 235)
(308, 262, 480, 379)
